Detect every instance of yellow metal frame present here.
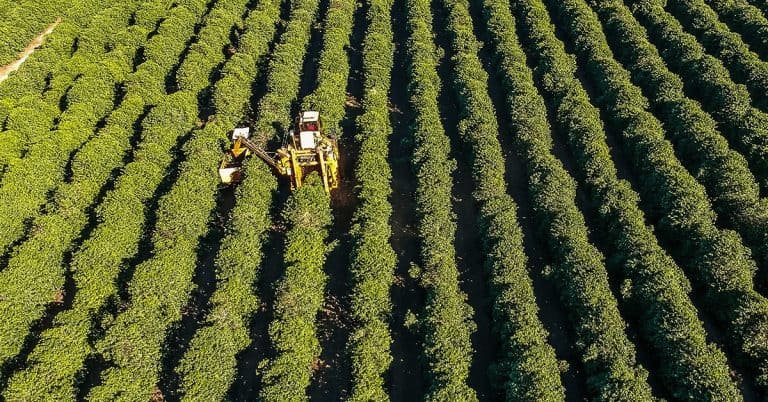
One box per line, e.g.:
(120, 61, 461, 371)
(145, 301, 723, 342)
(219, 114, 340, 193)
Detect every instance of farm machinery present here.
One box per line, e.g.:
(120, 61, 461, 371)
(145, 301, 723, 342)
(219, 111, 340, 193)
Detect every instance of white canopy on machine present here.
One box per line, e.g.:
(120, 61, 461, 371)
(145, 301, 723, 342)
(301, 110, 319, 122)
(232, 127, 250, 140)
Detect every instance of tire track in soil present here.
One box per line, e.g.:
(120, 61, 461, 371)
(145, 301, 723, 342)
(225, 0, 320, 396)
(0, 18, 61, 83)
(307, 115, 356, 402)
(386, 0, 428, 399)
(538, 0, 761, 397)
(307, 0, 366, 399)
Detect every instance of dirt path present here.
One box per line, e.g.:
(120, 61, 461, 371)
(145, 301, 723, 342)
(427, 0, 515, 398)
(309, 14, 360, 393)
(0, 18, 61, 83)
(386, 0, 427, 397)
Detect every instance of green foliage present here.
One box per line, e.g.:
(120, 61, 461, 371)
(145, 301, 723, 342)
(0, 0, 164, 172)
(496, 1, 692, 402)
(175, 0, 252, 94)
(514, 0, 743, 399)
(589, 0, 768, 296)
(301, 0, 356, 133)
(481, 0, 654, 400)
(82, 2, 278, 399)
(252, 0, 357, 398)
(627, 0, 768, 192)
(0, 0, 176, 374)
(209, 0, 330, 398)
(549, 0, 768, 391)
(704, 0, 768, 60)
(665, 0, 768, 110)
(0, 5, 210, 398)
(252, 0, 322, 140)
(1, 0, 766, 398)
(86, 120, 217, 401)
(209, 0, 282, 128)
(45, 2, 169, 102)
(1, 91, 198, 400)
(0, 0, 73, 66)
(346, 0, 397, 399)
(745, 0, 768, 22)
(259, 175, 332, 402)
(0, 100, 58, 175)
(177, 159, 277, 401)
(0, 0, 169, 258)
(409, 0, 558, 400)
(179, 0, 327, 397)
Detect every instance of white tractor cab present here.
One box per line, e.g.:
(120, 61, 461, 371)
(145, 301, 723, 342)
(292, 111, 323, 150)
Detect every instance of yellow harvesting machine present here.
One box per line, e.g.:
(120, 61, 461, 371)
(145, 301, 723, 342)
(219, 111, 340, 193)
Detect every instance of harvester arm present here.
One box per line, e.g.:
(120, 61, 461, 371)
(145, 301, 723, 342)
(238, 137, 280, 170)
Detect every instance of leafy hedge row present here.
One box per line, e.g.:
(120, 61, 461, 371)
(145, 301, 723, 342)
(746, 0, 768, 21)
(478, 0, 653, 400)
(260, 176, 332, 401)
(704, 0, 768, 60)
(301, 0, 356, 133)
(408, 1, 565, 401)
(626, 0, 768, 190)
(549, 0, 768, 390)
(175, 0, 250, 95)
(251, 0, 321, 138)
(665, 0, 768, 109)
(0, 1, 214, 398)
(80, 1, 259, 399)
(0, 0, 171, 133)
(0, 0, 169, 257)
(43, 1, 176, 105)
(177, 162, 275, 401)
(512, 0, 742, 399)
(184, 0, 353, 396)
(260, 3, 360, 392)
(0, 0, 175, 367)
(173, 0, 284, 398)
(345, 0, 396, 399)
(0, 101, 58, 179)
(405, 0, 487, 400)
(0, 0, 147, 181)
(587, 0, 768, 335)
